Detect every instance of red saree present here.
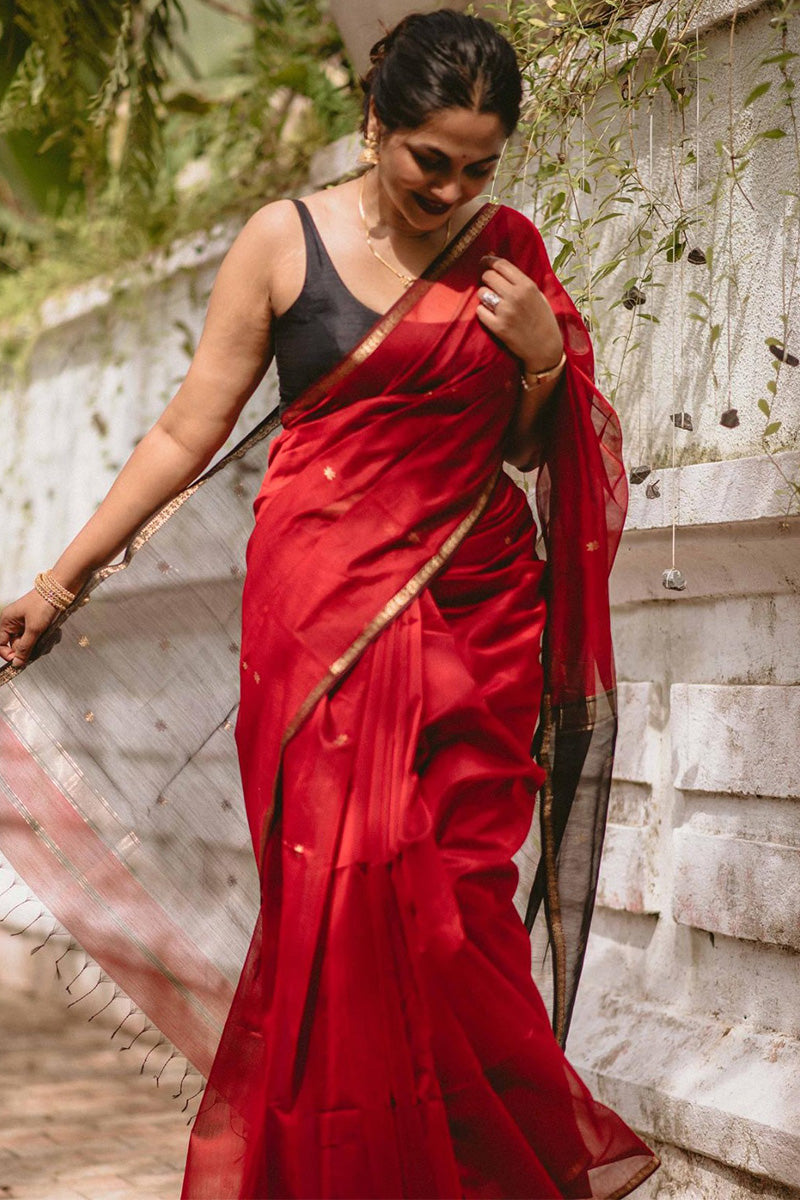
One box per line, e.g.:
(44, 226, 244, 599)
(0, 202, 657, 1198)
(181, 204, 656, 1197)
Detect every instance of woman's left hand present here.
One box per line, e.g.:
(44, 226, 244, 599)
(476, 255, 564, 373)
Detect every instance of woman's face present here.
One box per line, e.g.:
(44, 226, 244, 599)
(371, 106, 506, 235)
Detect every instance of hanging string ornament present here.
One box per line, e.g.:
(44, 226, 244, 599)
(662, 49, 689, 596)
(629, 91, 653, 487)
(622, 284, 647, 310)
(720, 10, 739, 435)
(662, 566, 687, 590)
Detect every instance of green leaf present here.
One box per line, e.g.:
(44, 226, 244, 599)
(761, 128, 787, 139)
(743, 81, 772, 107)
(552, 239, 575, 273)
(710, 324, 722, 347)
(767, 379, 778, 394)
(758, 398, 771, 417)
(651, 27, 668, 53)
(764, 421, 782, 436)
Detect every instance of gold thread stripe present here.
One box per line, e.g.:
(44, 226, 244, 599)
(604, 1157, 661, 1199)
(258, 465, 503, 863)
(282, 464, 501, 752)
(0, 777, 226, 1038)
(92, 411, 283, 584)
(283, 203, 501, 421)
(0, 412, 282, 692)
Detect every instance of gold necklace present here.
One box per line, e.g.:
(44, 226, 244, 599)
(358, 175, 451, 289)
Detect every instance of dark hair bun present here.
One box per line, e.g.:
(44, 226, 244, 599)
(362, 9, 521, 137)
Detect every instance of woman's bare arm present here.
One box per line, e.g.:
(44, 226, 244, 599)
(0, 202, 291, 667)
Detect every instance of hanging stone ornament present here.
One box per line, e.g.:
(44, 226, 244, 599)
(720, 408, 740, 428)
(768, 342, 799, 367)
(645, 479, 661, 499)
(622, 285, 647, 310)
(671, 412, 693, 431)
(687, 247, 708, 265)
(629, 465, 652, 485)
(662, 567, 687, 591)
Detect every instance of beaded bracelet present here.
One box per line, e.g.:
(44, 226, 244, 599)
(34, 570, 76, 612)
(520, 349, 567, 391)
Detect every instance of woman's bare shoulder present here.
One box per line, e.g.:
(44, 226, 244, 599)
(234, 197, 302, 264)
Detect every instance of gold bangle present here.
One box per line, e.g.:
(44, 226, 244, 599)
(520, 349, 567, 390)
(34, 570, 76, 612)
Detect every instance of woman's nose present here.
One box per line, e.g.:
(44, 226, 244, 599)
(432, 179, 462, 204)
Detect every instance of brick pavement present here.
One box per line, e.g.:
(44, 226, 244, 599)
(0, 966, 193, 1200)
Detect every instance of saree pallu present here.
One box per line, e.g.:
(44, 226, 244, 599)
(181, 204, 656, 1197)
(0, 202, 657, 1198)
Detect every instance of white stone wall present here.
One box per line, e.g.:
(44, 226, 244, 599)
(0, 229, 278, 604)
(570, 458, 800, 1196)
(523, 0, 800, 1190)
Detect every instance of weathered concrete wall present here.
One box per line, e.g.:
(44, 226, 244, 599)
(570, 461, 800, 1197)
(0, 227, 278, 604)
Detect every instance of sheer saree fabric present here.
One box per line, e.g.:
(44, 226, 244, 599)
(0, 203, 657, 1197)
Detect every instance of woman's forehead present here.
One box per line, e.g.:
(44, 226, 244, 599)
(400, 107, 505, 161)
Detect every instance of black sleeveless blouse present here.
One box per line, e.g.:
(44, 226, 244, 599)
(273, 200, 381, 413)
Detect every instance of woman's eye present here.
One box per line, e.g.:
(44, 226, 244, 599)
(467, 165, 493, 180)
(412, 152, 440, 171)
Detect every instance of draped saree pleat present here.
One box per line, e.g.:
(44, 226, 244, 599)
(0, 203, 658, 1198)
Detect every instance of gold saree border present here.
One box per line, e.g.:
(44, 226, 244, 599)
(281, 202, 502, 423)
(259, 464, 503, 861)
(0, 411, 282, 692)
(603, 1156, 661, 1199)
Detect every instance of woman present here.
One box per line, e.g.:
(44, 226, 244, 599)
(0, 10, 658, 1198)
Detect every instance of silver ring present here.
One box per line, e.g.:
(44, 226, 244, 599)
(481, 289, 501, 314)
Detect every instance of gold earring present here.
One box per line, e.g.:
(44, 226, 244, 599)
(359, 129, 379, 166)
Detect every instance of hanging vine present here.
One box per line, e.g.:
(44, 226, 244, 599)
(497, 0, 800, 513)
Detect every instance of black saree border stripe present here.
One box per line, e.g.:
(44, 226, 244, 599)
(536, 692, 568, 1047)
(280, 202, 502, 424)
(0, 410, 283, 691)
(258, 464, 503, 864)
(552, 686, 619, 733)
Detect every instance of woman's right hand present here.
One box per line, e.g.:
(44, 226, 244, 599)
(0, 591, 60, 668)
